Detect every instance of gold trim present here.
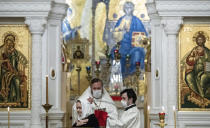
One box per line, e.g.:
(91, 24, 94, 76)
(0, 24, 31, 111)
(178, 24, 210, 111)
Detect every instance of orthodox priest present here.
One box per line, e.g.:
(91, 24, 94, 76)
(72, 78, 118, 128)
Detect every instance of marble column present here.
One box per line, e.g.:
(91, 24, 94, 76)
(25, 16, 47, 128)
(161, 17, 182, 128)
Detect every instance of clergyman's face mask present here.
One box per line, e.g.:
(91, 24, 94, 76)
(121, 100, 128, 108)
(92, 90, 102, 99)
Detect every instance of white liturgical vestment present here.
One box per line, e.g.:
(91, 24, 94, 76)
(116, 104, 141, 128)
(72, 87, 118, 128)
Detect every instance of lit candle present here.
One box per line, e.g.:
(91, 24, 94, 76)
(173, 106, 176, 128)
(46, 75, 48, 104)
(173, 106, 176, 111)
(114, 49, 119, 53)
(159, 112, 165, 116)
(95, 61, 100, 65)
(8, 107, 10, 128)
(86, 66, 91, 72)
(147, 105, 150, 128)
(162, 106, 165, 113)
(136, 62, 140, 66)
(147, 105, 150, 112)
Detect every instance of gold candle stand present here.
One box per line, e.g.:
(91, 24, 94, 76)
(8, 107, 10, 128)
(135, 62, 141, 95)
(42, 104, 53, 128)
(86, 66, 92, 84)
(95, 61, 100, 78)
(173, 106, 176, 128)
(76, 65, 82, 95)
(43, 75, 53, 128)
(155, 113, 167, 128)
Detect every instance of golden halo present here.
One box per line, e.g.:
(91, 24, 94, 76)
(192, 31, 209, 43)
(2, 31, 18, 45)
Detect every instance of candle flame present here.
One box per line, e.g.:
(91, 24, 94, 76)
(147, 105, 150, 111)
(8, 107, 10, 112)
(162, 106, 165, 112)
(173, 106, 176, 111)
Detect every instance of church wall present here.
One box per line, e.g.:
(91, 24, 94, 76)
(1, 0, 210, 128)
(177, 17, 210, 128)
(0, 0, 68, 128)
(0, 17, 31, 128)
(147, 0, 210, 128)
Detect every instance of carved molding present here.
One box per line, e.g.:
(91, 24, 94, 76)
(178, 112, 210, 127)
(178, 112, 210, 121)
(49, 1, 68, 20)
(161, 17, 183, 35)
(25, 17, 47, 34)
(156, 0, 210, 16)
(41, 111, 64, 120)
(145, 0, 158, 17)
(0, 1, 51, 17)
(41, 112, 64, 128)
(0, 112, 31, 128)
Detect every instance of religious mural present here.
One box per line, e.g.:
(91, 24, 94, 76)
(179, 24, 210, 110)
(61, 1, 151, 127)
(0, 25, 31, 109)
(63, 0, 151, 97)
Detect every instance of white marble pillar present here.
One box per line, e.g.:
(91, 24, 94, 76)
(161, 17, 182, 128)
(46, 2, 68, 110)
(25, 16, 47, 128)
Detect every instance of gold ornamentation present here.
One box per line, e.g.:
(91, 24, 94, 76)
(0, 25, 31, 110)
(179, 24, 210, 110)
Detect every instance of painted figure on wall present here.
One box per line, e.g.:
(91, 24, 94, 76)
(61, 8, 81, 43)
(0, 33, 28, 106)
(185, 31, 210, 99)
(73, 45, 84, 59)
(111, 1, 147, 78)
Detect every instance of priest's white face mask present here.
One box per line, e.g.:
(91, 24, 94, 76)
(121, 92, 129, 108)
(121, 100, 128, 108)
(93, 90, 102, 99)
(91, 81, 103, 99)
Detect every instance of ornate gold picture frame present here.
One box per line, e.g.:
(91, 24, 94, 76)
(0, 25, 31, 110)
(179, 24, 210, 110)
(68, 34, 90, 61)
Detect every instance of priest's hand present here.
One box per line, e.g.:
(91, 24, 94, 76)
(87, 97, 94, 104)
(76, 119, 89, 126)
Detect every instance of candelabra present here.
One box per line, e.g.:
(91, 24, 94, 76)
(135, 62, 141, 77)
(116, 42, 120, 49)
(86, 66, 92, 84)
(95, 61, 100, 78)
(42, 104, 53, 128)
(114, 49, 121, 61)
(106, 54, 111, 67)
(105, 45, 111, 67)
(135, 62, 141, 95)
(125, 54, 130, 68)
(76, 65, 82, 95)
(173, 106, 177, 128)
(123, 54, 130, 88)
(8, 107, 10, 128)
(42, 76, 53, 128)
(155, 112, 167, 128)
